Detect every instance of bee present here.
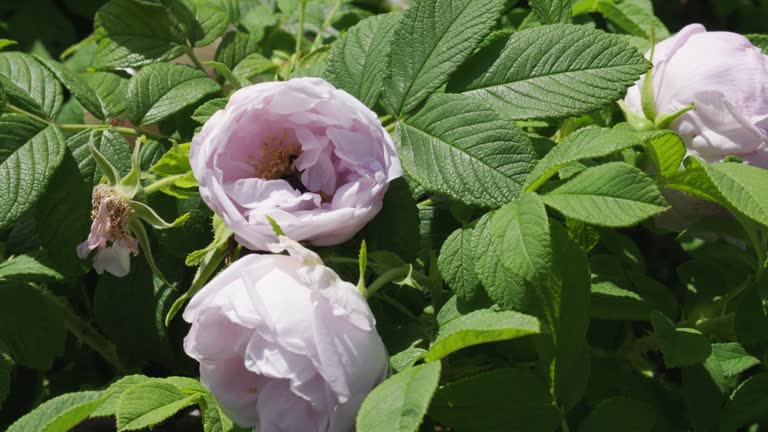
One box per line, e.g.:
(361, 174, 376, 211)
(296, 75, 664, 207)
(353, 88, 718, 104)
(282, 154, 309, 193)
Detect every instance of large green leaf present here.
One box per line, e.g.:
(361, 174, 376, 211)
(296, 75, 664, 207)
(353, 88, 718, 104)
(0, 253, 64, 282)
(92, 375, 151, 418)
(710, 343, 761, 378)
(542, 162, 668, 227)
(33, 54, 105, 120)
(596, 0, 669, 40)
(80, 71, 130, 120)
(429, 369, 561, 431)
(43, 395, 108, 432)
(215, 31, 261, 70)
(703, 162, 768, 227)
(447, 24, 650, 120)
(6, 391, 104, 432)
(651, 311, 711, 368)
(0, 52, 63, 118)
(94, 0, 188, 69)
(438, 228, 481, 301)
(719, 373, 768, 432)
(68, 128, 132, 187)
(325, 12, 401, 108)
(126, 63, 220, 126)
(644, 131, 686, 177)
(0, 284, 66, 370)
(356, 362, 441, 432)
(580, 397, 655, 432)
(116, 380, 201, 431)
(426, 308, 540, 361)
(382, 0, 504, 115)
(395, 94, 537, 208)
(531, 0, 573, 24)
(525, 126, 642, 191)
(174, 0, 229, 47)
(0, 114, 66, 230)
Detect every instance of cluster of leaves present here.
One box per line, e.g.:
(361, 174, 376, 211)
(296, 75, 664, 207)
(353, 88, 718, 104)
(1, 0, 768, 431)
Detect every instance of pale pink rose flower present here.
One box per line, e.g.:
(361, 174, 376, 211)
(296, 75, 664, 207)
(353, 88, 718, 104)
(183, 237, 388, 431)
(190, 78, 402, 250)
(625, 24, 768, 167)
(76, 185, 138, 277)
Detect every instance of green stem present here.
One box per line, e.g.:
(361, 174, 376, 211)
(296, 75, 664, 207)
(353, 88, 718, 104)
(144, 174, 187, 195)
(366, 266, 410, 297)
(560, 419, 571, 432)
(288, 0, 308, 74)
(310, 0, 342, 51)
(417, 198, 433, 207)
(186, 47, 207, 72)
(378, 293, 419, 320)
(4, 103, 51, 125)
(32, 284, 124, 371)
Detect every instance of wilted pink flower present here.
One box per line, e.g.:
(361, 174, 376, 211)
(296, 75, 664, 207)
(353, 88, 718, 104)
(625, 24, 768, 167)
(190, 78, 402, 250)
(183, 237, 388, 431)
(76, 185, 138, 277)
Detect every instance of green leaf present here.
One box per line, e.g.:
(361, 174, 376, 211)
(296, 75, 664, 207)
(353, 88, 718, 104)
(531, 0, 572, 24)
(0, 52, 63, 118)
(472, 213, 527, 311)
(703, 162, 768, 227)
(0, 253, 64, 282)
(591, 281, 656, 320)
(580, 397, 656, 432)
(80, 71, 130, 119)
(325, 12, 401, 108)
(33, 54, 105, 120)
(596, 0, 669, 40)
(0, 39, 17, 50)
(746, 34, 768, 54)
(92, 375, 151, 418)
(426, 309, 539, 361)
(541, 162, 669, 227)
(682, 363, 727, 432)
(447, 24, 650, 120)
(429, 369, 561, 431)
(720, 373, 768, 432)
(0, 284, 67, 369)
(174, 0, 229, 47)
(651, 311, 711, 368)
(356, 362, 441, 432)
(357, 178, 421, 262)
(94, 0, 187, 69)
(491, 192, 551, 287)
(69, 128, 133, 187)
(117, 380, 201, 431)
(710, 343, 761, 378)
(6, 391, 104, 432)
(43, 395, 108, 432)
(525, 126, 642, 191)
(395, 94, 537, 207)
(215, 31, 261, 70)
(644, 130, 686, 177)
(0, 114, 66, 230)
(126, 63, 220, 126)
(438, 228, 481, 301)
(150, 142, 192, 176)
(540, 220, 592, 410)
(382, 0, 504, 115)
(192, 98, 227, 124)
(231, 53, 277, 81)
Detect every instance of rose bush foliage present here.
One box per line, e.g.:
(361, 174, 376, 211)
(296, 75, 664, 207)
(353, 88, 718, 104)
(2, 0, 768, 432)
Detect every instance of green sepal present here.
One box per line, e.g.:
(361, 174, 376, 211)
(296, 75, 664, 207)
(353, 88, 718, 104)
(266, 216, 285, 236)
(117, 137, 144, 198)
(129, 200, 190, 230)
(127, 218, 173, 289)
(618, 100, 654, 132)
(185, 215, 232, 266)
(655, 103, 695, 130)
(165, 243, 226, 326)
(88, 131, 121, 186)
(357, 240, 368, 296)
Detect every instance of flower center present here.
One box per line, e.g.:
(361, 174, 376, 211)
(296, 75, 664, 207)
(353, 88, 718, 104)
(92, 184, 132, 240)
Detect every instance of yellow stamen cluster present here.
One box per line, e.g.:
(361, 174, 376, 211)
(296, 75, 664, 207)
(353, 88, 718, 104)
(250, 132, 303, 180)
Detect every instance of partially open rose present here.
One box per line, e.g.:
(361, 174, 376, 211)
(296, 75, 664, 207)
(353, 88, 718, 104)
(190, 78, 402, 250)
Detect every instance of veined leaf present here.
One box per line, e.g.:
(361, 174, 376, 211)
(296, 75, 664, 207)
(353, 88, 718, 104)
(447, 24, 650, 120)
(438, 228, 481, 301)
(542, 162, 668, 227)
(0, 52, 63, 118)
(382, 0, 504, 115)
(356, 362, 441, 432)
(6, 391, 104, 432)
(525, 126, 642, 191)
(94, 0, 188, 69)
(651, 311, 711, 368)
(0, 114, 66, 230)
(80, 71, 130, 119)
(531, 0, 573, 24)
(644, 130, 685, 177)
(33, 55, 105, 120)
(325, 12, 401, 108)
(703, 162, 768, 227)
(117, 380, 201, 431)
(126, 63, 220, 126)
(395, 94, 537, 208)
(0, 253, 64, 282)
(426, 308, 540, 361)
(215, 31, 261, 70)
(746, 34, 768, 54)
(720, 373, 768, 432)
(174, 0, 229, 47)
(192, 98, 227, 124)
(596, 0, 669, 40)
